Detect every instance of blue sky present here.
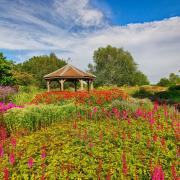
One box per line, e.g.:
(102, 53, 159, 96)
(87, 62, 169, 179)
(0, 0, 180, 83)
(99, 0, 180, 25)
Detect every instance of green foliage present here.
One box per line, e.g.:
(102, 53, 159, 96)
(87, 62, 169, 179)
(12, 70, 37, 86)
(9, 86, 45, 105)
(133, 71, 149, 85)
(133, 85, 180, 104)
(18, 53, 66, 88)
(111, 99, 152, 112)
(157, 78, 173, 87)
(157, 73, 180, 87)
(0, 53, 16, 85)
(89, 45, 149, 86)
(4, 103, 78, 133)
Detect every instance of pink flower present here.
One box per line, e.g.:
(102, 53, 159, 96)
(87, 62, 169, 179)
(0, 145, 4, 157)
(152, 165, 164, 180)
(136, 108, 143, 117)
(122, 110, 128, 119)
(93, 107, 97, 113)
(28, 157, 34, 168)
(41, 150, 46, 159)
(89, 142, 94, 149)
(149, 118, 155, 125)
(171, 164, 177, 179)
(10, 137, 17, 148)
(3, 167, 9, 180)
(9, 152, 15, 165)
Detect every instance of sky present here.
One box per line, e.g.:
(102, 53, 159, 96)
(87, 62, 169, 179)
(0, 0, 180, 83)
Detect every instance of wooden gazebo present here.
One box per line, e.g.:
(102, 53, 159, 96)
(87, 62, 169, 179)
(43, 64, 96, 92)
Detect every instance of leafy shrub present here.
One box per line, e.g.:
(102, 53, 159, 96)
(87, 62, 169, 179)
(111, 100, 139, 112)
(111, 98, 153, 114)
(168, 84, 180, 91)
(9, 86, 44, 105)
(4, 103, 79, 133)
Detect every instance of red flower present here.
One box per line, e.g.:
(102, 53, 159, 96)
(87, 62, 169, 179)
(122, 152, 128, 176)
(3, 167, 9, 180)
(0, 144, 4, 157)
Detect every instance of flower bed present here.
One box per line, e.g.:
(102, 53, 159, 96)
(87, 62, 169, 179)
(31, 89, 128, 106)
(0, 108, 179, 179)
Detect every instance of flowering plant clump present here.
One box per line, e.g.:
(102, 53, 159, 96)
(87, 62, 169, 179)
(0, 102, 23, 113)
(31, 89, 128, 106)
(0, 86, 18, 102)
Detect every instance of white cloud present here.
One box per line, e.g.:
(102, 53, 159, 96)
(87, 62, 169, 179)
(53, 0, 105, 28)
(0, 1, 179, 83)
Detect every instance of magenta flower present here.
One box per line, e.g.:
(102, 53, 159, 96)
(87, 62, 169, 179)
(149, 118, 155, 125)
(41, 150, 46, 159)
(3, 167, 9, 180)
(152, 165, 164, 180)
(93, 107, 97, 113)
(0, 145, 4, 157)
(28, 157, 34, 168)
(9, 152, 15, 165)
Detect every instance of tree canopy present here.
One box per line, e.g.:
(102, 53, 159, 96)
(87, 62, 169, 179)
(18, 53, 67, 88)
(0, 53, 16, 85)
(88, 45, 149, 86)
(157, 73, 180, 87)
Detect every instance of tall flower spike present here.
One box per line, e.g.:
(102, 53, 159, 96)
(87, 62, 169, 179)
(9, 152, 15, 165)
(28, 157, 34, 168)
(0, 145, 4, 157)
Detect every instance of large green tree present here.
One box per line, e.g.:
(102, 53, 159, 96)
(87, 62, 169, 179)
(0, 53, 16, 85)
(18, 53, 67, 88)
(89, 45, 149, 86)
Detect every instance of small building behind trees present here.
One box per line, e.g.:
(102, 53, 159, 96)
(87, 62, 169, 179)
(44, 64, 96, 92)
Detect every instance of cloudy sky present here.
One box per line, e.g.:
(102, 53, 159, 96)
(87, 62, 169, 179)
(0, 0, 180, 83)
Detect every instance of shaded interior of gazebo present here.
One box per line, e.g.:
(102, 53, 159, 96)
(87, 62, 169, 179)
(43, 64, 96, 92)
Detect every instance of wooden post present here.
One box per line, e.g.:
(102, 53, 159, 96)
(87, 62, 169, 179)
(90, 81, 94, 91)
(47, 80, 50, 92)
(60, 80, 65, 91)
(80, 80, 84, 91)
(87, 80, 90, 92)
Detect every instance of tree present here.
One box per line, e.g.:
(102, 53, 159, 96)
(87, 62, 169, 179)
(89, 45, 149, 86)
(157, 78, 172, 87)
(133, 71, 150, 85)
(0, 53, 16, 86)
(169, 73, 180, 84)
(157, 73, 180, 87)
(18, 53, 67, 88)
